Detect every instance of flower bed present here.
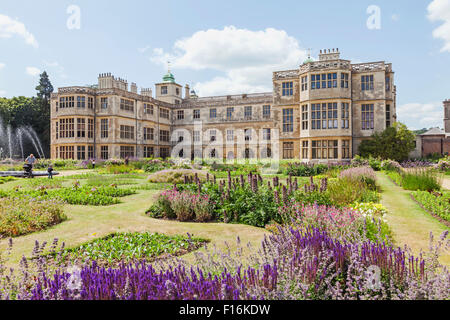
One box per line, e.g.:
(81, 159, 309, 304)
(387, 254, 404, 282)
(1, 185, 136, 206)
(411, 191, 450, 223)
(53, 232, 207, 266)
(6, 227, 448, 300)
(0, 197, 66, 238)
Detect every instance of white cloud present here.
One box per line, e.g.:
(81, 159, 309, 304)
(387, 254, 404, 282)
(138, 45, 151, 53)
(0, 14, 38, 48)
(43, 60, 67, 79)
(0, 63, 5, 70)
(150, 26, 308, 96)
(26, 66, 41, 77)
(427, 0, 450, 52)
(397, 102, 444, 130)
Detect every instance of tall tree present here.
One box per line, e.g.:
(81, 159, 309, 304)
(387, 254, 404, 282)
(35, 71, 54, 102)
(34, 71, 54, 157)
(358, 122, 416, 162)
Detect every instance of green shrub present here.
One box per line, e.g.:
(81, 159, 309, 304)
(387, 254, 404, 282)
(284, 163, 328, 177)
(327, 178, 378, 206)
(400, 169, 441, 191)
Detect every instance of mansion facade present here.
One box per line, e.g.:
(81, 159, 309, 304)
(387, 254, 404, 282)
(50, 49, 397, 162)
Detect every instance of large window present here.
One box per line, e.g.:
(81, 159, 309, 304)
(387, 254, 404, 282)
(59, 96, 74, 108)
(88, 146, 94, 159)
(361, 75, 374, 91)
(193, 110, 200, 119)
(263, 128, 271, 141)
(263, 105, 271, 118)
(226, 107, 234, 120)
(159, 130, 170, 142)
(386, 104, 391, 128)
(120, 146, 135, 159)
(101, 97, 108, 109)
(311, 104, 321, 130)
(120, 125, 135, 140)
(59, 118, 74, 138)
(193, 131, 200, 143)
(144, 103, 154, 115)
(311, 74, 320, 90)
(302, 105, 308, 130)
(244, 106, 252, 119)
(342, 103, 350, 129)
(282, 82, 293, 96)
(143, 146, 154, 158)
(341, 73, 349, 88)
(301, 76, 308, 91)
(120, 99, 134, 112)
(101, 119, 108, 138)
(59, 146, 74, 160)
(226, 130, 234, 142)
(342, 140, 350, 159)
(88, 97, 94, 109)
(283, 142, 294, 159)
(210, 108, 217, 119)
(100, 146, 109, 160)
(161, 86, 168, 95)
(160, 108, 170, 119)
(327, 103, 338, 129)
(386, 76, 390, 91)
(77, 118, 85, 138)
(283, 108, 294, 133)
(312, 140, 338, 159)
(177, 110, 184, 120)
(86, 119, 93, 139)
(77, 146, 86, 160)
(327, 73, 338, 88)
(362, 104, 374, 130)
(144, 127, 154, 140)
(302, 141, 309, 159)
(160, 147, 170, 159)
(77, 96, 86, 108)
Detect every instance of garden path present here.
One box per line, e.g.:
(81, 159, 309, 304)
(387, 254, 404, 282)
(377, 172, 450, 267)
(442, 177, 450, 190)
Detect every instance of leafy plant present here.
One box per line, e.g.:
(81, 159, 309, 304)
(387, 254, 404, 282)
(55, 232, 207, 265)
(0, 197, 66, 237)
(411, 191, 450, 222)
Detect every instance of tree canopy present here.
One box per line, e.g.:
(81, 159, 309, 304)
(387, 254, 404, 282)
(358, 122, 416, 162)
(0, 72, 53, 158)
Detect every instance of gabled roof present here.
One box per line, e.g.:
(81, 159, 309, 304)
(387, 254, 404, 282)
(421, 127, 444, 136)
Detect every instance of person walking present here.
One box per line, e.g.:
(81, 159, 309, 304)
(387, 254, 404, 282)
(91, 159, 96, 169)
(47, 164, 54, 179)
(124, 156, 129, 166)
(25, 154, 37, 168)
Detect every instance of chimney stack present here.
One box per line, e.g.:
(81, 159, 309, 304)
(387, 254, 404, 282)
(185, 84, 190, 99)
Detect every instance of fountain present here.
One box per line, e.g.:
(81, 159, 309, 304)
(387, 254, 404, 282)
(0, 116, 59, 178)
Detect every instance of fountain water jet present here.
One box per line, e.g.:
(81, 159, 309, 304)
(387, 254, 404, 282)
(0, 116, 45, 160)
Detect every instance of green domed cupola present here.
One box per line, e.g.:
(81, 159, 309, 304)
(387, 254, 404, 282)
(162, 71, 176, 83)
(303, 49, 314, 64)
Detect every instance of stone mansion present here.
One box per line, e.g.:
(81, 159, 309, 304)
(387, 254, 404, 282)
(50, 49, 397, 162)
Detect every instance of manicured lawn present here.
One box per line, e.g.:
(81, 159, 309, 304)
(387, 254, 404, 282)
(377, 172, 450, 267)
(0, 172, 267, 267)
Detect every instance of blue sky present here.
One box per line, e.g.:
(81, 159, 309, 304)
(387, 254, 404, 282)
(1, 0, 449, 130)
